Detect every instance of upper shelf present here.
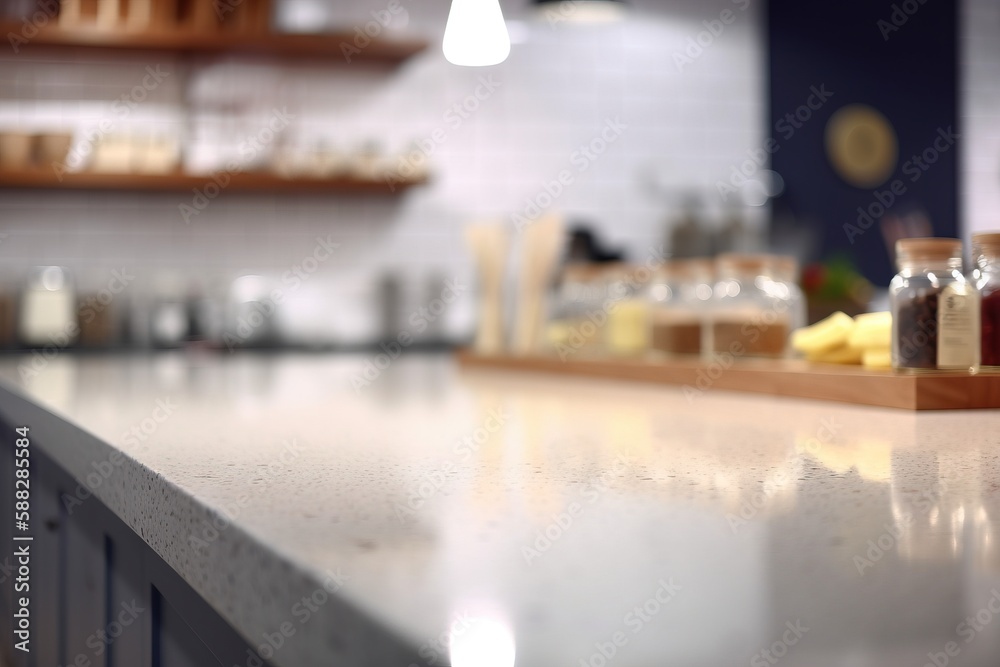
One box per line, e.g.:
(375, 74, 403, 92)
(0, 23, 429, 63)
(0, 168, 428, 194)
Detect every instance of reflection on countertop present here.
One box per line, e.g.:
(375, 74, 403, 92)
(0, 351, 999, 667)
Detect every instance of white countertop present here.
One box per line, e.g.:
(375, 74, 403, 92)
(1, 352, 1000, 667)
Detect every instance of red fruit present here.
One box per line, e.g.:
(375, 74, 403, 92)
(802, 264, 826, 293)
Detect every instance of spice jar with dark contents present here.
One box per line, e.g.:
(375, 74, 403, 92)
(647, 259, 712, 356)
(890, 238, 979, 372)
(706, 254, 800, 358)
(971, 232, 1000, 368)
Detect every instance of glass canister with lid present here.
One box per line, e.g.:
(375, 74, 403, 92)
(769, 256, 807, 333)
(706, 254, 798, 358)
(544, 263, 607, 358)
(604, 263, 653, 357)
(647, 259, 713, 356)
(890, 238, 979, 372)
(971, 232, 1000, 368)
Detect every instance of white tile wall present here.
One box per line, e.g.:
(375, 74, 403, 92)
(0, 0, 766, 341)
(962, 0, 1000, 239)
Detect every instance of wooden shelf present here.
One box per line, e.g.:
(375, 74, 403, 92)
(0, 23, 428, 63)
(456, 351, 1000, 411)
(0, 168, 427, 194)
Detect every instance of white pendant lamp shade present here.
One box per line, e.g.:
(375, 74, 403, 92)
(443, 0, 511, 67)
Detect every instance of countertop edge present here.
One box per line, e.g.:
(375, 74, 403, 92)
(0, 379, 425, 667)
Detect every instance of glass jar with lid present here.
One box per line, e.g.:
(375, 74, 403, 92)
(604, 263, 652, 357)
(890, 238, 979, 372)
(544, 263, 606, 358)
(769, 256, 807, 333)
(971, 232, 1000, 368)
(647, 259, 713, 356)
(706, 254, 798, 358)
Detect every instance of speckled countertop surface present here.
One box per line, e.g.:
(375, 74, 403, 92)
(1, 352, 1000, 667)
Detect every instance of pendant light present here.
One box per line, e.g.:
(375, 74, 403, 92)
(443, 0, 511, 67)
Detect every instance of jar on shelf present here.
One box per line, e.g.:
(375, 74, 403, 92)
(890, 238, 979, 372)
(971, 232, 1000, 368)
(706, 254, 799, 358)
(647, 259, 713, 356)
(604, 263, 653, 357)
(544, 264, 606, 358)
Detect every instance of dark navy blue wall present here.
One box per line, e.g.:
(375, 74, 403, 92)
(768, 0, 959, 285)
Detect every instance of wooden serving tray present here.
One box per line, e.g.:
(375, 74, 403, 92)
(456, 350, 1000, 411)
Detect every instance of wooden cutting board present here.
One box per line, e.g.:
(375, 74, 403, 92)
(455, 350, 1000, 411)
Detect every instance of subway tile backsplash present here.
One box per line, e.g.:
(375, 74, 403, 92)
(0, 0, 766, 343)
(962, 0, 1000, 240)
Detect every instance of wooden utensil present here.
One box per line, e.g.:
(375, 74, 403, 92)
(465, 222, 509, 355)
(512, 213, 564, 356)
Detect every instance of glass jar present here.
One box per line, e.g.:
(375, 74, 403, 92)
(604, 263, 652, 357)
(890, 238, 979, 372)
(19, 266, 76, 348)
(647, 259, 713, 356)
(706, 254, 798, 358)
(971, 232, 1000, 368)
(544, 264, 606, 357)
(769, 256, 807, 333)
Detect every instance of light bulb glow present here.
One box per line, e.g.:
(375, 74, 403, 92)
(449, 616, 516, 667)
(443, 0, 511, 67)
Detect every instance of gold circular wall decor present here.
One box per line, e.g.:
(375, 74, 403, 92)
(825, 104, 898, 188)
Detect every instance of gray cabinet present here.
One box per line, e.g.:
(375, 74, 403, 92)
(0, 422, 272, 667)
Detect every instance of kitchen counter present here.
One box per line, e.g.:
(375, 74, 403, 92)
(1, 351, 1000, 666)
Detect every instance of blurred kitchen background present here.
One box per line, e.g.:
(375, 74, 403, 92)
(0, 0, 996, 351)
